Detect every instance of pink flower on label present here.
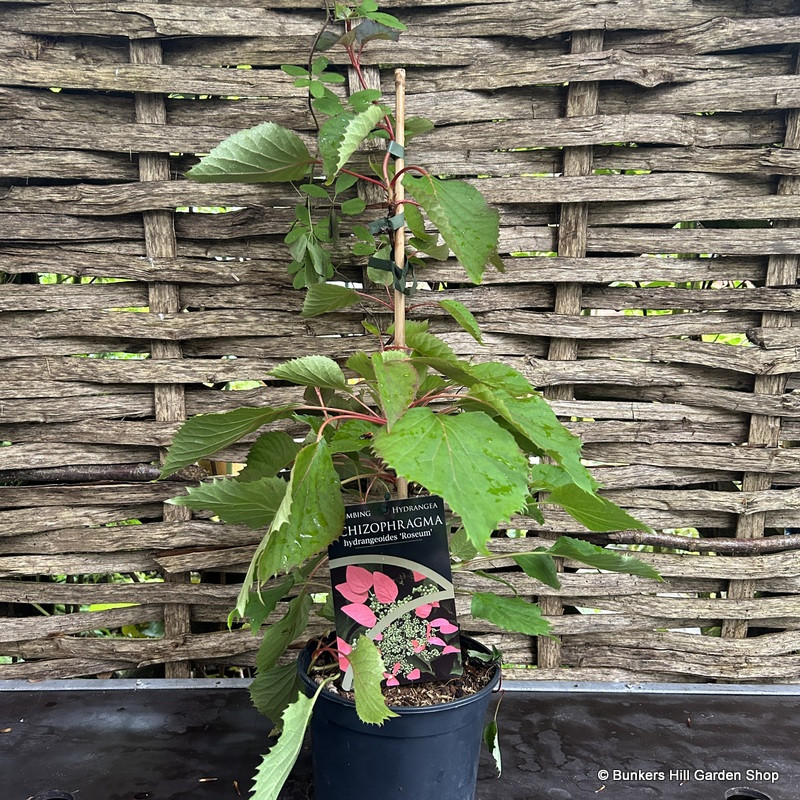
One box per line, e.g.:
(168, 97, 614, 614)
(336, 637, 352, 671)
(345, 565, 374, 595)
(373, 632, 383, 641)
(427, 636, 446, 647)
(406, 669, 421, 681)
(442, 645, 460, 655)
(372, 571, 399, 604)
(335, 581, 368, 604)
(391, 662, 401, 675)
(384, 673, 399, 687)
(411, 639, 425, 653)
(430, 618, 459, 635)
(415, 604, 433, 619)
(413, 571, 426, 583)
(341, 603, 377, 628)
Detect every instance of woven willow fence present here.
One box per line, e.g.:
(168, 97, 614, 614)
(2, 0, 800, 682)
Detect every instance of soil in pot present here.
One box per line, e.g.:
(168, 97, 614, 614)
(298, 635, 500, 800)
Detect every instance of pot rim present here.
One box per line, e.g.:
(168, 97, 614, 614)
(298, 634, 501, 715)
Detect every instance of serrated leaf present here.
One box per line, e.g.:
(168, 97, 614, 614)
(302, 283, 360, 317)
(250, 676, 327, 800)
(403, 175, 499, 284)
(186, 122, 312, 184)
(346, 351, 375, 381)
(405, 326, 458, 363)
(271, 355, 347, 390)
(161, 406, 297, 477)
(438, 299, 483, 344)
(348, 636, 399, 725)
(513, 553, 561, 590)
(546, 535, 661, 580)
(348, 88, 383, 111)
(334, 104, 387, 179)
(547, 485, 654, 535)
(319, 111, 356, 179)
(405, 116, 435, 142)
(232, 574, 295, 632)
(470, 593, 552, 637)
(372, 408, 529, 552)
(249, 660, 300, 729)
(169, 476, 286, 530)
(329, 419, 380, 453)
(256, 593, 312, 674)
(239, 431, 301, 482)
(372, 352, 419, 431)
(449, 527, 478, 563)
(468, 373, 595, 493)
(257, 441, 345, 580)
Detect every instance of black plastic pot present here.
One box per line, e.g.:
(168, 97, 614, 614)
(298, 636, 500, 800)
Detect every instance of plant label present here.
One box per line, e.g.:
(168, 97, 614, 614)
(329, 495, 463, 688)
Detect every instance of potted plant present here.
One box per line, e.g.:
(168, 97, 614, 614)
(160, 3, 660, 798)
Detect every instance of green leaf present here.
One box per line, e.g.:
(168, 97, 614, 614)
(353, 17, 403, 44)
(346, 351, 376, 381)
(311, 56, 329, 75)
(161, 406, 297, 477)
(299, 182, 329, 199)
(469, 378, 595, 493)
(271, 355, 347, 390)
(364, 10, 407, 30)
(312, 95, 345, 117)
(372, 408, 529, 552)
(169, 476, 286, 530)
(341, 197, 367, 215)
(329, 419, 380, 453)
(371, 352, 419, 431)
(348, 636, 399, 725)
(403, 175, 499, 284)
(233, 575, 296, 632)
(470, 593, 552, 637)
(404, 203, 449, 261)
(249, 660, 300, 729)
(347, 88, 383, 111)
(258, 441, 346, 580)
(256, 593, 312, 674)
(281, 64, 308, 77)
(405, 326, 458, 363)
(302, 283, 360, 318)
(319, 72, 346, 85)
(546, 535, 661, 580)
(250, 677, 328, 800)
(405, 116, 435, 142)
(449, 527, 478, 563)
(529, 463, 572, 492)
(238, 432, 301, 482)
(333, 104, 387, 179)
(186, 122, 312, 184)
(438, 299, 483, 344)
(513, 554, 561, 590)
(319, 111, 356, 180)
(335, 173, 360, 194)
(547, 485, 654, 534)
(484, 720, 502, 776)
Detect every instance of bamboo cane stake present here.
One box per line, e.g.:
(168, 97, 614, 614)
(392, 68, 409, 501)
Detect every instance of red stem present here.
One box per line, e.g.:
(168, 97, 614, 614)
(354, 290, 394, 311)
(338, 167, 388, 191)
(391, 165, 430, 187)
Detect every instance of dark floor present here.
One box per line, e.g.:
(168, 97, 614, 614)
(1, 679, 794, 800)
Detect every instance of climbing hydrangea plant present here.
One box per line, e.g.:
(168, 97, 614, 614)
(161, 3, 660, 797)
